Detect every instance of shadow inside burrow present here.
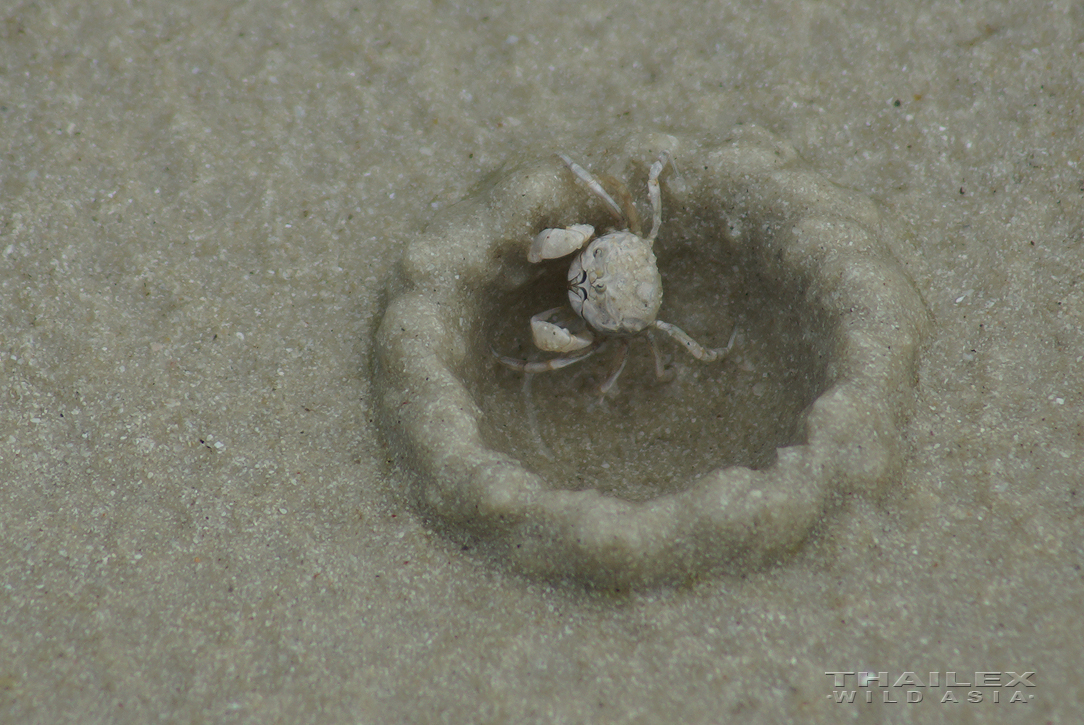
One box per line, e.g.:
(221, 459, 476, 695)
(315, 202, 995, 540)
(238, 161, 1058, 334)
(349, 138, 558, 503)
(467, 205, 831, 503)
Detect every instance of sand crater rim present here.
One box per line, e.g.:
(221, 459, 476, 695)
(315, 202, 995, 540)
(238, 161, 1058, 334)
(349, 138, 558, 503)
(375, 128, 928, 586)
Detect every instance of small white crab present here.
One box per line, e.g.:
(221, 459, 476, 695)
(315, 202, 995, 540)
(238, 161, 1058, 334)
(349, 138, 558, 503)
(494, 151, 736, 394)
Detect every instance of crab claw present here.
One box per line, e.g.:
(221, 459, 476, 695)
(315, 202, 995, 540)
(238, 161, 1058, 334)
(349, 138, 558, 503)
(528, 224, 594, 263)
(531, 319, 594, 352)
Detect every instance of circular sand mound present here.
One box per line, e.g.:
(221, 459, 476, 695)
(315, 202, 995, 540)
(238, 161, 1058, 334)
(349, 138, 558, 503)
(376, 128, 928, 588)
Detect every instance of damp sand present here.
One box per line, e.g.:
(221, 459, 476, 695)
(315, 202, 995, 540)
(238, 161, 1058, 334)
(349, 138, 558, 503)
(2, 1, 1081, 722)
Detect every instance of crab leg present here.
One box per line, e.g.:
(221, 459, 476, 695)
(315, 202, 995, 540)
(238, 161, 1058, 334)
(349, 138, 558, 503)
(646, 150, 672, 244)
(653, 320, 737, 362)
(645, 331, 670, 380)
(598, 172, 641, 236)
(598, 338, 631, 395)
(557, 153, 625, 226)
(492, 339, 604, 374)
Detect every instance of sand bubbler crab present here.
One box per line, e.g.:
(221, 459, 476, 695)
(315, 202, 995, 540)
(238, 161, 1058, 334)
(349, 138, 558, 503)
(493, 151, 737, 394)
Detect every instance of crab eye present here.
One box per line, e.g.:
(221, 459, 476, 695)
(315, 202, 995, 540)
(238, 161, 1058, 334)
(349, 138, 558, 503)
(592, 281, 606, 294)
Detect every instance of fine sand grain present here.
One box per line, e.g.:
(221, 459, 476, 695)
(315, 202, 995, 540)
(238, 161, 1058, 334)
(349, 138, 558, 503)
(2, 1, 1081, 722)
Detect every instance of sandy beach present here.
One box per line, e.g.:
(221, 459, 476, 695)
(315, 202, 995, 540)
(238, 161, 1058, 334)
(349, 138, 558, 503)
(2, 0, 1081, 722)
